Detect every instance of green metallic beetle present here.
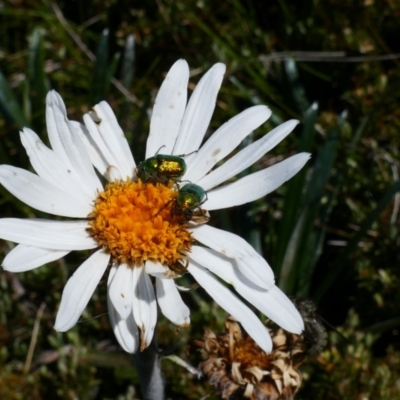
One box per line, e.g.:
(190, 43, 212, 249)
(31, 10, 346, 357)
(172, 183, 209, 224)
(137, 154, 187, 182)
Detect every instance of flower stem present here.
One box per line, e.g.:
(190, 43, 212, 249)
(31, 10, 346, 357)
(133, 339, 165, 400)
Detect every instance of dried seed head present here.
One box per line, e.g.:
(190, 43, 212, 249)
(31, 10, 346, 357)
(196, 317, 308, 400)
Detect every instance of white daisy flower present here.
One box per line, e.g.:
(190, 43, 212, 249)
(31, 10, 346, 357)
(0, 60, 310, 354)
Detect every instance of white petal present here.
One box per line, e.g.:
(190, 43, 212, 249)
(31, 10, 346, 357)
(191, 224, 274, 290)
(108, 262, 118, 281)
(19, 128, 93, 203)
(175, 284, 191, 292)
(2, 244, 69, 272)
(0, 219, 97, 250)
(54, 249, 110, 331)
(104, 165, 122, 182)
(108, 263, 133, 320)
(71, 120, 109, 178)
(185, 106, 271, 183)
(107, 285, 139, 353)
(132, 266, 157, 350)
(45, 91, 102, 199)
(146, 60, 189, 157)
(145, 260, 170, 279)
(45, 90, 68, 162)
(0, 165, 93, 218)
(190, 246, 304, 333)
(83, 113, 123, 177)
(173, 63, 226, 155)
(204, 153, 311, 210)
(155, 277, 190, 326)
(262, 285, 304, 333)
(188, 261, 272, 353)
(90, 101, 135, 178)
(197, 120, 299, 191)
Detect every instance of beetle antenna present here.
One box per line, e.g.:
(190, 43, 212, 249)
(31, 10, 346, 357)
(154, 199, 174, 217)
(317, 315, 349, 342)
(178, 180, 191, 186)
(175, 150, 198, 158)
(155, 145, 166, 155)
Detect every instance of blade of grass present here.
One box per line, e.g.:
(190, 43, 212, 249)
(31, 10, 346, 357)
(278, 112, 343, 294)
(274, 103, 318, 275)
(0, 70, 29, 129)
(106, 52, 121, 95)
(229, 76, 283, 125)
(284, 59, 310, 115)
(364, 316, 400, 334)
(90, 29, 110, 105)
(188, 13, 298, 117)
(119, 34, 136, 138)
(28, 27, 49, 115)
(296, 176, 338, 296)
(121, 34, 135, 90)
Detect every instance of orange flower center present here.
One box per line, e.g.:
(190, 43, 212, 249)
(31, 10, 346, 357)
(88, 179, 192, 267)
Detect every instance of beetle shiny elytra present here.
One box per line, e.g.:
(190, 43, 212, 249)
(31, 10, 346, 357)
(172, 183, 208, 224)
(137, 154, 187, 182)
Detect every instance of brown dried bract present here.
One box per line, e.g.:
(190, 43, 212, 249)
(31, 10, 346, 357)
(195, 317, 308, 400)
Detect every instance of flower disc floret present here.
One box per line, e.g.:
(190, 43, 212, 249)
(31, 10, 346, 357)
(88, 179, 192, 266)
